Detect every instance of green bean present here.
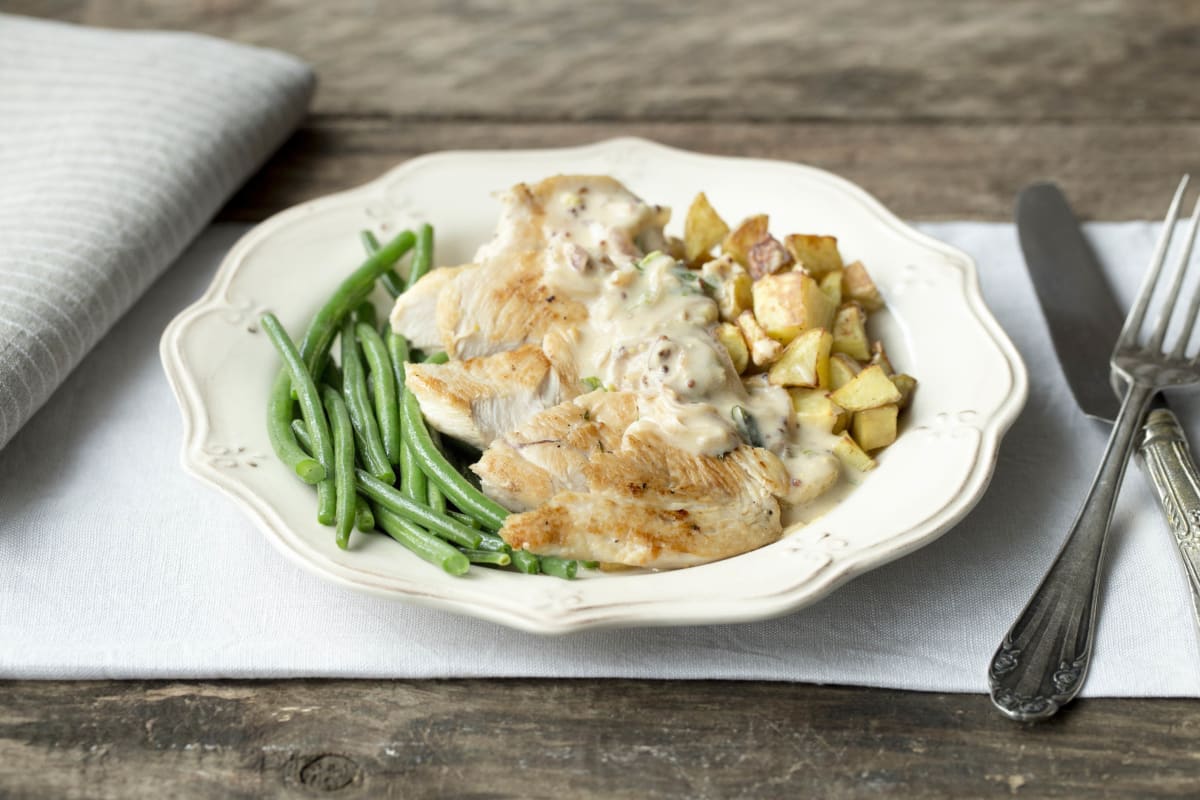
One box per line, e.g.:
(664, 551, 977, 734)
(267, 371, 325, 484)
(291, 417, 313, 452)
(427, 480, 446, 514)
(424, 351, 449, 365)
(475, 532, 512, 553)
(400, 390, 509, 531)
(298, 229, 415, 378)
(386, 332, 411, 389)
(355, 300, 378, 330)
(510, 550, 540, 575)
(261, 313, 336, 524)
(539, 556, 578, 580)
(400, 441, 427, 503)
(460, 549, 511, 567)
(356, 470, 482, 549)
(321, 385, 356, 549)
(447, 510, 481, 530)
(361, 229, 406, 298)
(374, 505, 469, 576)
(407, 223, 434, 290)
(355, 322, 402, 465)
(355, 496, 375, 532)
(580, 560, 600, 570)
(341, 318, 394, 483)
(321, 361, 343, 392)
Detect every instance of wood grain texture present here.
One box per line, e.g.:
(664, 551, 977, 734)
(221, 117, 1200, 221)
(61, 0, 1200, 122)
(3, 679, 1200, 800)
(7, 2, 1200, 798)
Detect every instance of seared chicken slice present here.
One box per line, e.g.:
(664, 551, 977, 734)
(473, 393, 790, 568)
(389, 263, 473, 352)
(404, 344, 573, 450)
(474, 391, 637, 510)
(389, 174, 664, 359)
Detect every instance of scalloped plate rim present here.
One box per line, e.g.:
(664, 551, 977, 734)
(160, 136, 1028, 634)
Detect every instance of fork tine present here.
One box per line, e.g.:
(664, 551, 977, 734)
(1145, 178, 1195, 351)
(1120, 175, 1190, 348)
(1169, 194, 1200, 359)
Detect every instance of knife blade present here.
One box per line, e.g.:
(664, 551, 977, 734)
(1017, 181, 1200, 629)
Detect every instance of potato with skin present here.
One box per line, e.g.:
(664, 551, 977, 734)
(785, 234, 844, 278)
(736, 310, 783, 367)
(746, 235, 793, 279)
(830, 364, 901, 411)
(722, 215, 769, 271)
(752, 271, 836, 344)
(684, 193, 730, 265)
(844, 260, 884, 311)
(768, 327, 832, 388)
(852, 404, 899, 451)
(831, 303, 871, 361)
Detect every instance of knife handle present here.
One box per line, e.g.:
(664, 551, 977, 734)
(1139, 409, 1200, 602)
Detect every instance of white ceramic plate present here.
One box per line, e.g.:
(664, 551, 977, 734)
(161, 137, 1027, 633)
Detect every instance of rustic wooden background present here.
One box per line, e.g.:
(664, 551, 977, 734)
(3, 1, 1200, 797)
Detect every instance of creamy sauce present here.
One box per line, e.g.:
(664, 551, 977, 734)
(480, 177, 843, 511)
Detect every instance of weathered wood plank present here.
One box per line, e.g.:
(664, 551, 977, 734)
(43, 0, 1200, 122)
(2, 679, 1199, 799)
(219, 118, 1200, 222)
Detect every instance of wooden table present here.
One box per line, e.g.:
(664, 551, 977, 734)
(4, 2, 1200, 797)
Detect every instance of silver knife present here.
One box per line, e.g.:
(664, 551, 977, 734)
(1015, 182, 1200, 635)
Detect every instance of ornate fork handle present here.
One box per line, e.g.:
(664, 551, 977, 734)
(1139, 408, 1200, 624)
(989, 381, 1156, 721)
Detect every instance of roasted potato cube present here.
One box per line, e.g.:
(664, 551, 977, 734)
(701, 255, 753, 322)
(684, 193, 730, 265)
(746, 235, 793, 279)
(752, 271, 837, 344)
(768, 327, 832, 388)
(665, 235, 687, 261)
(829, 364, 901, 411)
(833, 432, 876, 472)
(827, 352, 862, 391)
(715, 322, 750, 374)
(722, 214, 769, 269)
(852, 404, 899, 451)
(819, 269, 843, 307)
(789, 388, 843, 434)
(844, 261, 884, 311)
(831, 303, 871, 361)
(890, 373, 918, 409)
(736, 310, 783, 367)
(869, 341, 894, 375)
(785, 234, 844, 278)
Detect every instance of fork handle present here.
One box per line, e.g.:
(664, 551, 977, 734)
(1139, 408, 1200, 628)
(988, 380, 1156, 721)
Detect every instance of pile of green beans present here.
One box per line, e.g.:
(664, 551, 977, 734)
(261, 226, 579, 579)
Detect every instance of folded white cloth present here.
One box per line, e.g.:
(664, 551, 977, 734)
(2, 220, 1198, 694)
(0, 14, 313, 451)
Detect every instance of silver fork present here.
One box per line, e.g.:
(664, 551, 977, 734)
(989, 176, 1200, 722)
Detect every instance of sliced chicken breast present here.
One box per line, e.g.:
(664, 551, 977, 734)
(404, 344, 574, 450)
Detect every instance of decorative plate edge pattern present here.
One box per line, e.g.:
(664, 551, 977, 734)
(159, 137, 1029, 634)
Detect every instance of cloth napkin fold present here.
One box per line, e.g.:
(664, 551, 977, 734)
(0, 14, 314, 451)
(2, 220, 1199, 694)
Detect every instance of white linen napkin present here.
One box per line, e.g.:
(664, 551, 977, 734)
(0, 14, 314, 451)
(1, 219, 1198, 695)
